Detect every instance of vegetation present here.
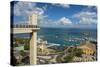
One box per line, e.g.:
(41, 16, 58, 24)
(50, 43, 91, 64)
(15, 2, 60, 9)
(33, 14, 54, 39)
(24, 45, 29, 50)
(14, 38, 30, 50)
(73, 48, 83, 57)
(20, 50, 25, 56)
(13, 43, 18, 47)
(56, 53, 74, 63)
(63, 54, 73, 63)
(68, 47, 83, 57)
(56, 47, 84, 63)
(14, 38, 30, 44)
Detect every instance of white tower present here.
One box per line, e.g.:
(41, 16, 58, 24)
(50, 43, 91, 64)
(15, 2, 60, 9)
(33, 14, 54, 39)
(29, 14, 38, 25)
(29, 14, 38, 65)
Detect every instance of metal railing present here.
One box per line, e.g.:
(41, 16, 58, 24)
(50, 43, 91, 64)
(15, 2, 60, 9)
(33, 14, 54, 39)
(12, 24, 39, 28)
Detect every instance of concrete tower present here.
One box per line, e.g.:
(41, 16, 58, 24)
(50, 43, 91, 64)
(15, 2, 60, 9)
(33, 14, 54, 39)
(12, 13, 39, 65)
(29, 14, 38, 25)
(29, 14, 38, 65)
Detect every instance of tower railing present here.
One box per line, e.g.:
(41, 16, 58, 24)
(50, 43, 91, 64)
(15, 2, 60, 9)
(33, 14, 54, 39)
(12, 24, 39, 28)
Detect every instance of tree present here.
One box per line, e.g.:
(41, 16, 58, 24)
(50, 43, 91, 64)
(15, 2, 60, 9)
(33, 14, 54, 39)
(68, 47, 83, 57)
(13, 43, 18, 47)
(20, 50, 25, 56)
(73, 48, 83, 57)
(63, 54, 73, 63)
(24, 45, 29, 50)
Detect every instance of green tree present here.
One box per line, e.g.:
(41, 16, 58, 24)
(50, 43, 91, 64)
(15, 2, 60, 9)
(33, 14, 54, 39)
(24, 45, 29, 50)
(68, 47, 83, 57)
(20, 50, 25, 56)
(13, 43, 18, 47)
(63, 54, 73, 63)
(73, 48, 83, 57)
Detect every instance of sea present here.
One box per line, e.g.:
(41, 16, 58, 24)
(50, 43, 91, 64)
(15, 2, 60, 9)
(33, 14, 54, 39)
(14, 28, 97, 46)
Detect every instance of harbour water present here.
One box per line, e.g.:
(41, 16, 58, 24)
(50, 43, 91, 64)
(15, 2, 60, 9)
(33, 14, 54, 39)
(14, 28, 97, 46)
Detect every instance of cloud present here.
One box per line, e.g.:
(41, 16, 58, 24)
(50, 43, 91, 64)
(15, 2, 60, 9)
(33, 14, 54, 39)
(14, 1, 44, 16)
(58, 17, 72, 25)
(52, 3, 70, 8)
(83, 6, 97, 12)
(33, 7, 44, 15)
(72, 6, 97, 25)
(13, 1, 49, 24)
(72, 11, 97, 24)
(73, 11, 96, 18)
(38, 17, 72, 27)
(14, 2, 35, 16)
(42, 4, 48, 11)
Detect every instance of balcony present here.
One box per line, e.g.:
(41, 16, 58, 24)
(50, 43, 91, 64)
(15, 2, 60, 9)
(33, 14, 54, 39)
(11, 24, 40, 34)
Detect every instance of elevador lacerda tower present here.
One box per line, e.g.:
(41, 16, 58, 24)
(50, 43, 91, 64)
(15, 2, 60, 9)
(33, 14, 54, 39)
(12, 13, 40, 65)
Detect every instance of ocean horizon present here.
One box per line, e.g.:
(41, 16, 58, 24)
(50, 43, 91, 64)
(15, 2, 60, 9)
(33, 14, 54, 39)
(14, 27, 97, 46)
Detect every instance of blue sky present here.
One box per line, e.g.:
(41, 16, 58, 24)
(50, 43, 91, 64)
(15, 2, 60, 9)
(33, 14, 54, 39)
(12, 1, 97, 28)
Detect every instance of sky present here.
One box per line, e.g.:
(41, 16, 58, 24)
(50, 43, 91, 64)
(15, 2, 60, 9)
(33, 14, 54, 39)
(11, 1, 97, 28)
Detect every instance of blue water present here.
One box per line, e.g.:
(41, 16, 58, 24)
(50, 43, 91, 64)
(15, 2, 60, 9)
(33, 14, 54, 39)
(14, 28, 97, 46)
